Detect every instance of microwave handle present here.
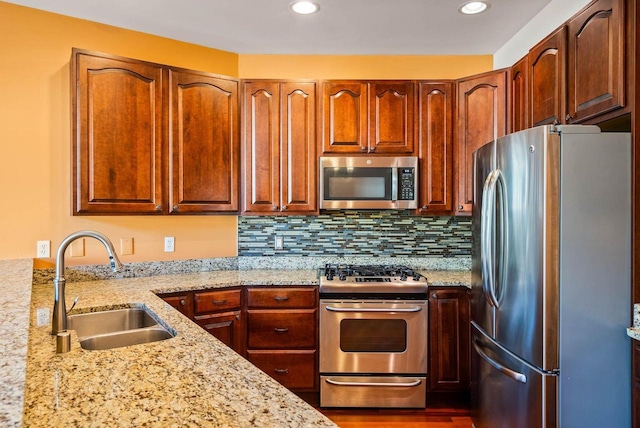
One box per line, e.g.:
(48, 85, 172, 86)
(391, 167, 398, 202)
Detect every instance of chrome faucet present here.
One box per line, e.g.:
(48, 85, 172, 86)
(52, 231, 123, 338)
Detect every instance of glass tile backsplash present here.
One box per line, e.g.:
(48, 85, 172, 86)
(238, 211, 472, 257)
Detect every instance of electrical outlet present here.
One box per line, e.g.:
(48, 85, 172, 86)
(274, 236, 284, 250)
(36, 240, 50, 258)
(164, 237, 175, 252)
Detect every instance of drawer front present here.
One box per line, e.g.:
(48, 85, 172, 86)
(247, 310, 317, 349)
(194, 289, 241, 314)
(247, 287, 317, 309)
(248, 350, 317, 390)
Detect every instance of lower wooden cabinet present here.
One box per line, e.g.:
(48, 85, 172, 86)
(633, 342, 640, 427)
(246, 287, 318, 392)
(428, 287, 470, 394)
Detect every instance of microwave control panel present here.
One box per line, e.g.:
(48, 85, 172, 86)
(398, 167, 415, 200)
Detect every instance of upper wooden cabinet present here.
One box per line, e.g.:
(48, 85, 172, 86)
(72, 50, 165, 214)
(242, 80, 317, 215)
(566, 0, 626, 123)
(72, 49, 240, 215)
(416, 82, 454, 214)
(529, 26, 567, 127)
(321, 80, 415, 154)
(168, 69, 239, 213)
(455, 70, 507, 215)
(510, 56, 530, 133)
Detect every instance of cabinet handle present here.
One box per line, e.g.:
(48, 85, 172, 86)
(212, 299, 227, 305)
(179, 299, 186, 306)
(274, 296, 289, 302)
(274, 368, 289, 374)
(274, 327, 289, 333)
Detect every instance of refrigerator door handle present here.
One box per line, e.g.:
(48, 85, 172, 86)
(473, 338, 527, 384)
(481, 170, 501, 308)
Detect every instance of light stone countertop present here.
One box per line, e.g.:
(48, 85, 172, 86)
(626, 303, 640, 341)
(2, 261, 472, 427)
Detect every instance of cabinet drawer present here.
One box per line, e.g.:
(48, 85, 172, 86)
(194, 289, 241, 314)
(247, 287, 316, 308)
(247, 310, 316, 349)
(248, 350, 317, 390)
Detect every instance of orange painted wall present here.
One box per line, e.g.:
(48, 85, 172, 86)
(0, 2, 239, 265)
(238, 54, 492, 79)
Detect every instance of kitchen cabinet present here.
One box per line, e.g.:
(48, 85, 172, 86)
(168, 69, 239, 213)
(634, 343, 640, 427)
(72, 50, 165, 214)
(416, 81, 454, 214)
(193, 288, 245, 355)
(246, 287, 318, 392)
(529, 26, 566, 127)
(320, 80, 415, 154)
(428, 287, 470, 394)
(157, 290, 194, 319)
(454, 70, 507, 215)
(242, 80, 317, 214)
(566, 0, 626, 123)
(510, 56, 530, 133)
(72, 49, 240, 215)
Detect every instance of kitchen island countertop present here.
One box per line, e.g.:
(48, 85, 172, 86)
(3, 262, 471, 427)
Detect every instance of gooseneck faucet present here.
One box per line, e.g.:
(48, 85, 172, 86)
(52, 230, 123, 336)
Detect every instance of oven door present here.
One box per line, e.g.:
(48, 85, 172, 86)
(319, 300, 428, 374)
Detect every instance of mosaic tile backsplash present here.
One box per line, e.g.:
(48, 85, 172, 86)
(238, 211, 472, 258)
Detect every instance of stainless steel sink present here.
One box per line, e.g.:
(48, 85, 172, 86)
(67, 307, 175, 350)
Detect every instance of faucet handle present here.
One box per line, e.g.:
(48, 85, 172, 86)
(67, 296, 79, 314)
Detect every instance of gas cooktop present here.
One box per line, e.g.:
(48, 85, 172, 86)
(318, 264, 428, 297)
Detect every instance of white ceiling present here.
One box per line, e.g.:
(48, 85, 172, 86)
(4, 0, 552, 55)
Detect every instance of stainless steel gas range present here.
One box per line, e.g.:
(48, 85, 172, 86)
(318, 264, 428, 408)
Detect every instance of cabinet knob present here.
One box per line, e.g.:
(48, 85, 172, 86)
(565, 113, 574, 122)
(155, 205, 162, 212)
(282, 205, 288, 211)
(272, 205, 279, 211)
(458, 205, 464, 210)
(360, 146, 367, 152)
(370, 146, 376, 152)
(432, 293, 437, 299)
(235, 314, 240, 321)
(179, 299, 186, 306)
(173, 205, 179, 211)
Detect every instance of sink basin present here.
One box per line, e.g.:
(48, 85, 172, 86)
(67, 307, 175, 350)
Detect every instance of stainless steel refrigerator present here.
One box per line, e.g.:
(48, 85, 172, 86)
(471, 125, 631, 428)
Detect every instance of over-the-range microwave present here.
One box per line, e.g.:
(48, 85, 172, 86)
(319, 156, 418, 210)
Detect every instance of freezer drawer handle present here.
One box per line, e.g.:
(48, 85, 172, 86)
(473, 340, 527, 384)
(325, 378, 422, 388)
(325, 306, 423, 313)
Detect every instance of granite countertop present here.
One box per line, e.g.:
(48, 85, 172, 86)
(2, 260, 472, 427)
(626, 303, 640, 341)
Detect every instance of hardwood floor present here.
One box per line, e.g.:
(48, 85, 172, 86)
(302, 393, 473, 428)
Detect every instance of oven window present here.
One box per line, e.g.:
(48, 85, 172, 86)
(339, 319, 407, 352)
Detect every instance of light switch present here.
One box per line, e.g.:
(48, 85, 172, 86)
(120, 237, 134, 255)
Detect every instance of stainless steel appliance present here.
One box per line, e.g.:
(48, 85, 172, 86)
(318, 264, 428, 408)
(471, 125, 631, 428)
(319, 156, 418, 210)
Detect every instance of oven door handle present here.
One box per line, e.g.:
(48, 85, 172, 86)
(324, 378, 423, 388)
(324, 306, 423, 313)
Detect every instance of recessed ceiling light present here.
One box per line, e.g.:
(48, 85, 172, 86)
(458, 1, 490, 15)
(289, 1, 320, 15)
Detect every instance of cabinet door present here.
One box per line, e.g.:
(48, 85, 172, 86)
(169, 70, 239, 213)
(529, 26, 566, 126)
(417, 82, 453, 214)
(510, 56, 530, 133)
(280, 82, 318, 214)
(72, 51, 165, 214)
(428, 288, 470, 392)
(566, 0, 625, 123)
(321, 81, 368, 153)
(194, 310, 244, 354)
(369, 81, 416, 154)
(158, 292, 194, 319)
(455, 70, 507, 215)
(243, 81, 281, 213)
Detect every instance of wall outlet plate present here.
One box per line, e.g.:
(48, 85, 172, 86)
(120, 237, 133, 255)
(36, 240, 50, 258)
(274, 236, 284, 250)
(164, 237, 175, 252)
